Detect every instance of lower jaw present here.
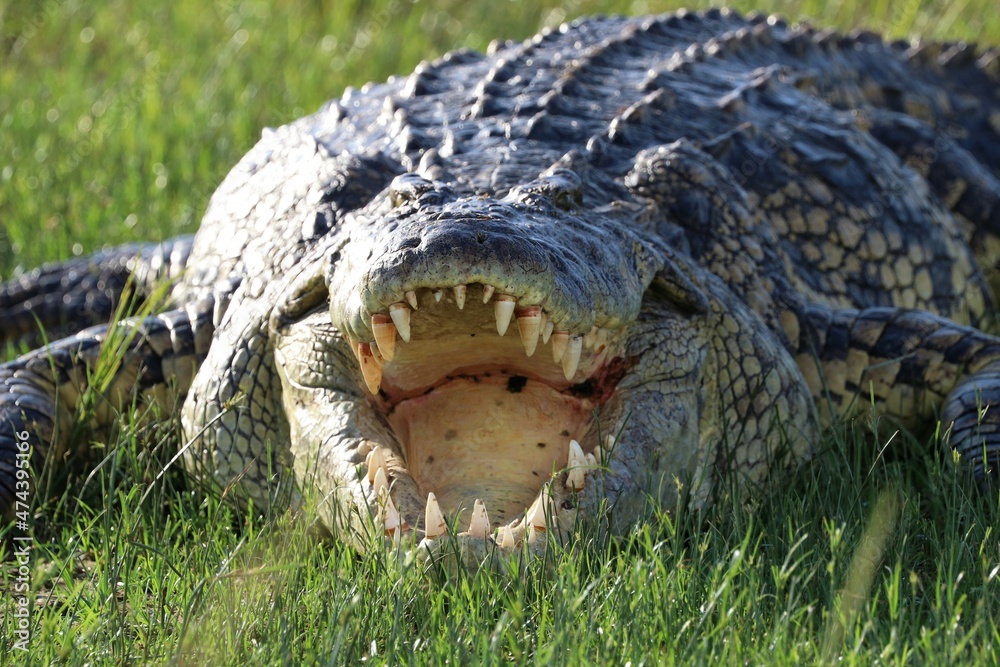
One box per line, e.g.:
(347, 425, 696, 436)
(355, 375, 620, 550)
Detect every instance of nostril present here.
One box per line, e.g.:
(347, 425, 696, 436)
(400, 236, 421, 249)
(476, 232, 487, 244)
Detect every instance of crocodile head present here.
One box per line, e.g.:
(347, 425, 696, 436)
(269, 167, 806, 564)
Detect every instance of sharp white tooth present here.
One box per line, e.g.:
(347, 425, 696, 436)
(381, 492, 401, 536)
(569, 439, 586, 465)
(388, 302, 411, 342)
(525, 484, 553, 531)
(516, 306, 542, 357)
(567, 439, 587, 490)
(467, 499, 490, 538)
(561, 335, 583, 381)
(373, 466, 389, 495)
(424, 492, 447, 538)
(585, 452, 598, 468)
(526, 499, 542, 528)
(453, 284, 467, 310)
(482, 284, 495, 303)
(405, 290, 419, 310)
(542, 317, 554, 344)
(551, 331, 569, 363)
(498, 524, 516, 549)
(494, 295, 516, 336)
(370, 341, 385, 367)
(366, 446, 386, 484)
(433, 289, 444, 303)
(371, 315, 397, 362)
(357, 343, 383, 394)
(583, 326, 599, 349)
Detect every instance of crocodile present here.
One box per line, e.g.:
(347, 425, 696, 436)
(3, 9, 1000, 564)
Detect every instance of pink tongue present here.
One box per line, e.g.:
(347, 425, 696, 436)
(387, 376, 593, 524)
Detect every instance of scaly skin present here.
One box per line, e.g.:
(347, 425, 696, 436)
(2, 9, 1000, 565)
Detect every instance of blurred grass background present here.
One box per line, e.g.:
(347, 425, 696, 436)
(2, 1, 1000, 664)
(1, 0, 997, 276)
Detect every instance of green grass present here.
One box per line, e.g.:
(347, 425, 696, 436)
(3, 0, 1000, 664)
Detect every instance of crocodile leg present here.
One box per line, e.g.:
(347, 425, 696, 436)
(0, 236, 194, 345)
(0, 298, 215, 515)
(791, 303, 1000, 479)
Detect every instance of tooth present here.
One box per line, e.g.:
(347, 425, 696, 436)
(371, 315, 397, 362)
(453, 285, 467, 310)
(370, 341, 385, 367)
(357, 343, 383, 394)
(498, 524, 516, 549)
(569, 439, 586, 465)
(551, 331, 569, 363)
(494, 295, 516, 336)
(366, 446, 386, 484)
(516, 306, 542, 356)
(583, 326, 599, 349)
(373, 466, 389, 495)
(424, 492, 447, 538)
(482, 284, 495, 303)
(433, 289, 444, 303)
(542, 317, 554, 344)
(586, 452, 598, 468)
(526, 484, 554, 531)
(388, 303, 411, 342)
(381, 492, 401, 536)
(527, 513, 551, 544)
(405, 290, 419, 310)
(561, 335, 582, 381)
(467, 499, 490, 538)
(567, 439, 587, 490)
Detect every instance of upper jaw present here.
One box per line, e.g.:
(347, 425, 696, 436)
(327, 171, 665, 350)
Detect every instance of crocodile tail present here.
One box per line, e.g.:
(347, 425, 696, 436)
(0, 235, 195, 346)
(791, 302, 1000, 480)
(0, 297, 215, 517)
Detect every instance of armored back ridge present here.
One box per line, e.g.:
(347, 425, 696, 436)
(3, 9, 1000, 565)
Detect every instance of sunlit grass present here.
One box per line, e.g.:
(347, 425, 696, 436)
(3, 0, 1000, 664)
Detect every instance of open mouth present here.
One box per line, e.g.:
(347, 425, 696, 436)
(343, 282, 626, 549)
